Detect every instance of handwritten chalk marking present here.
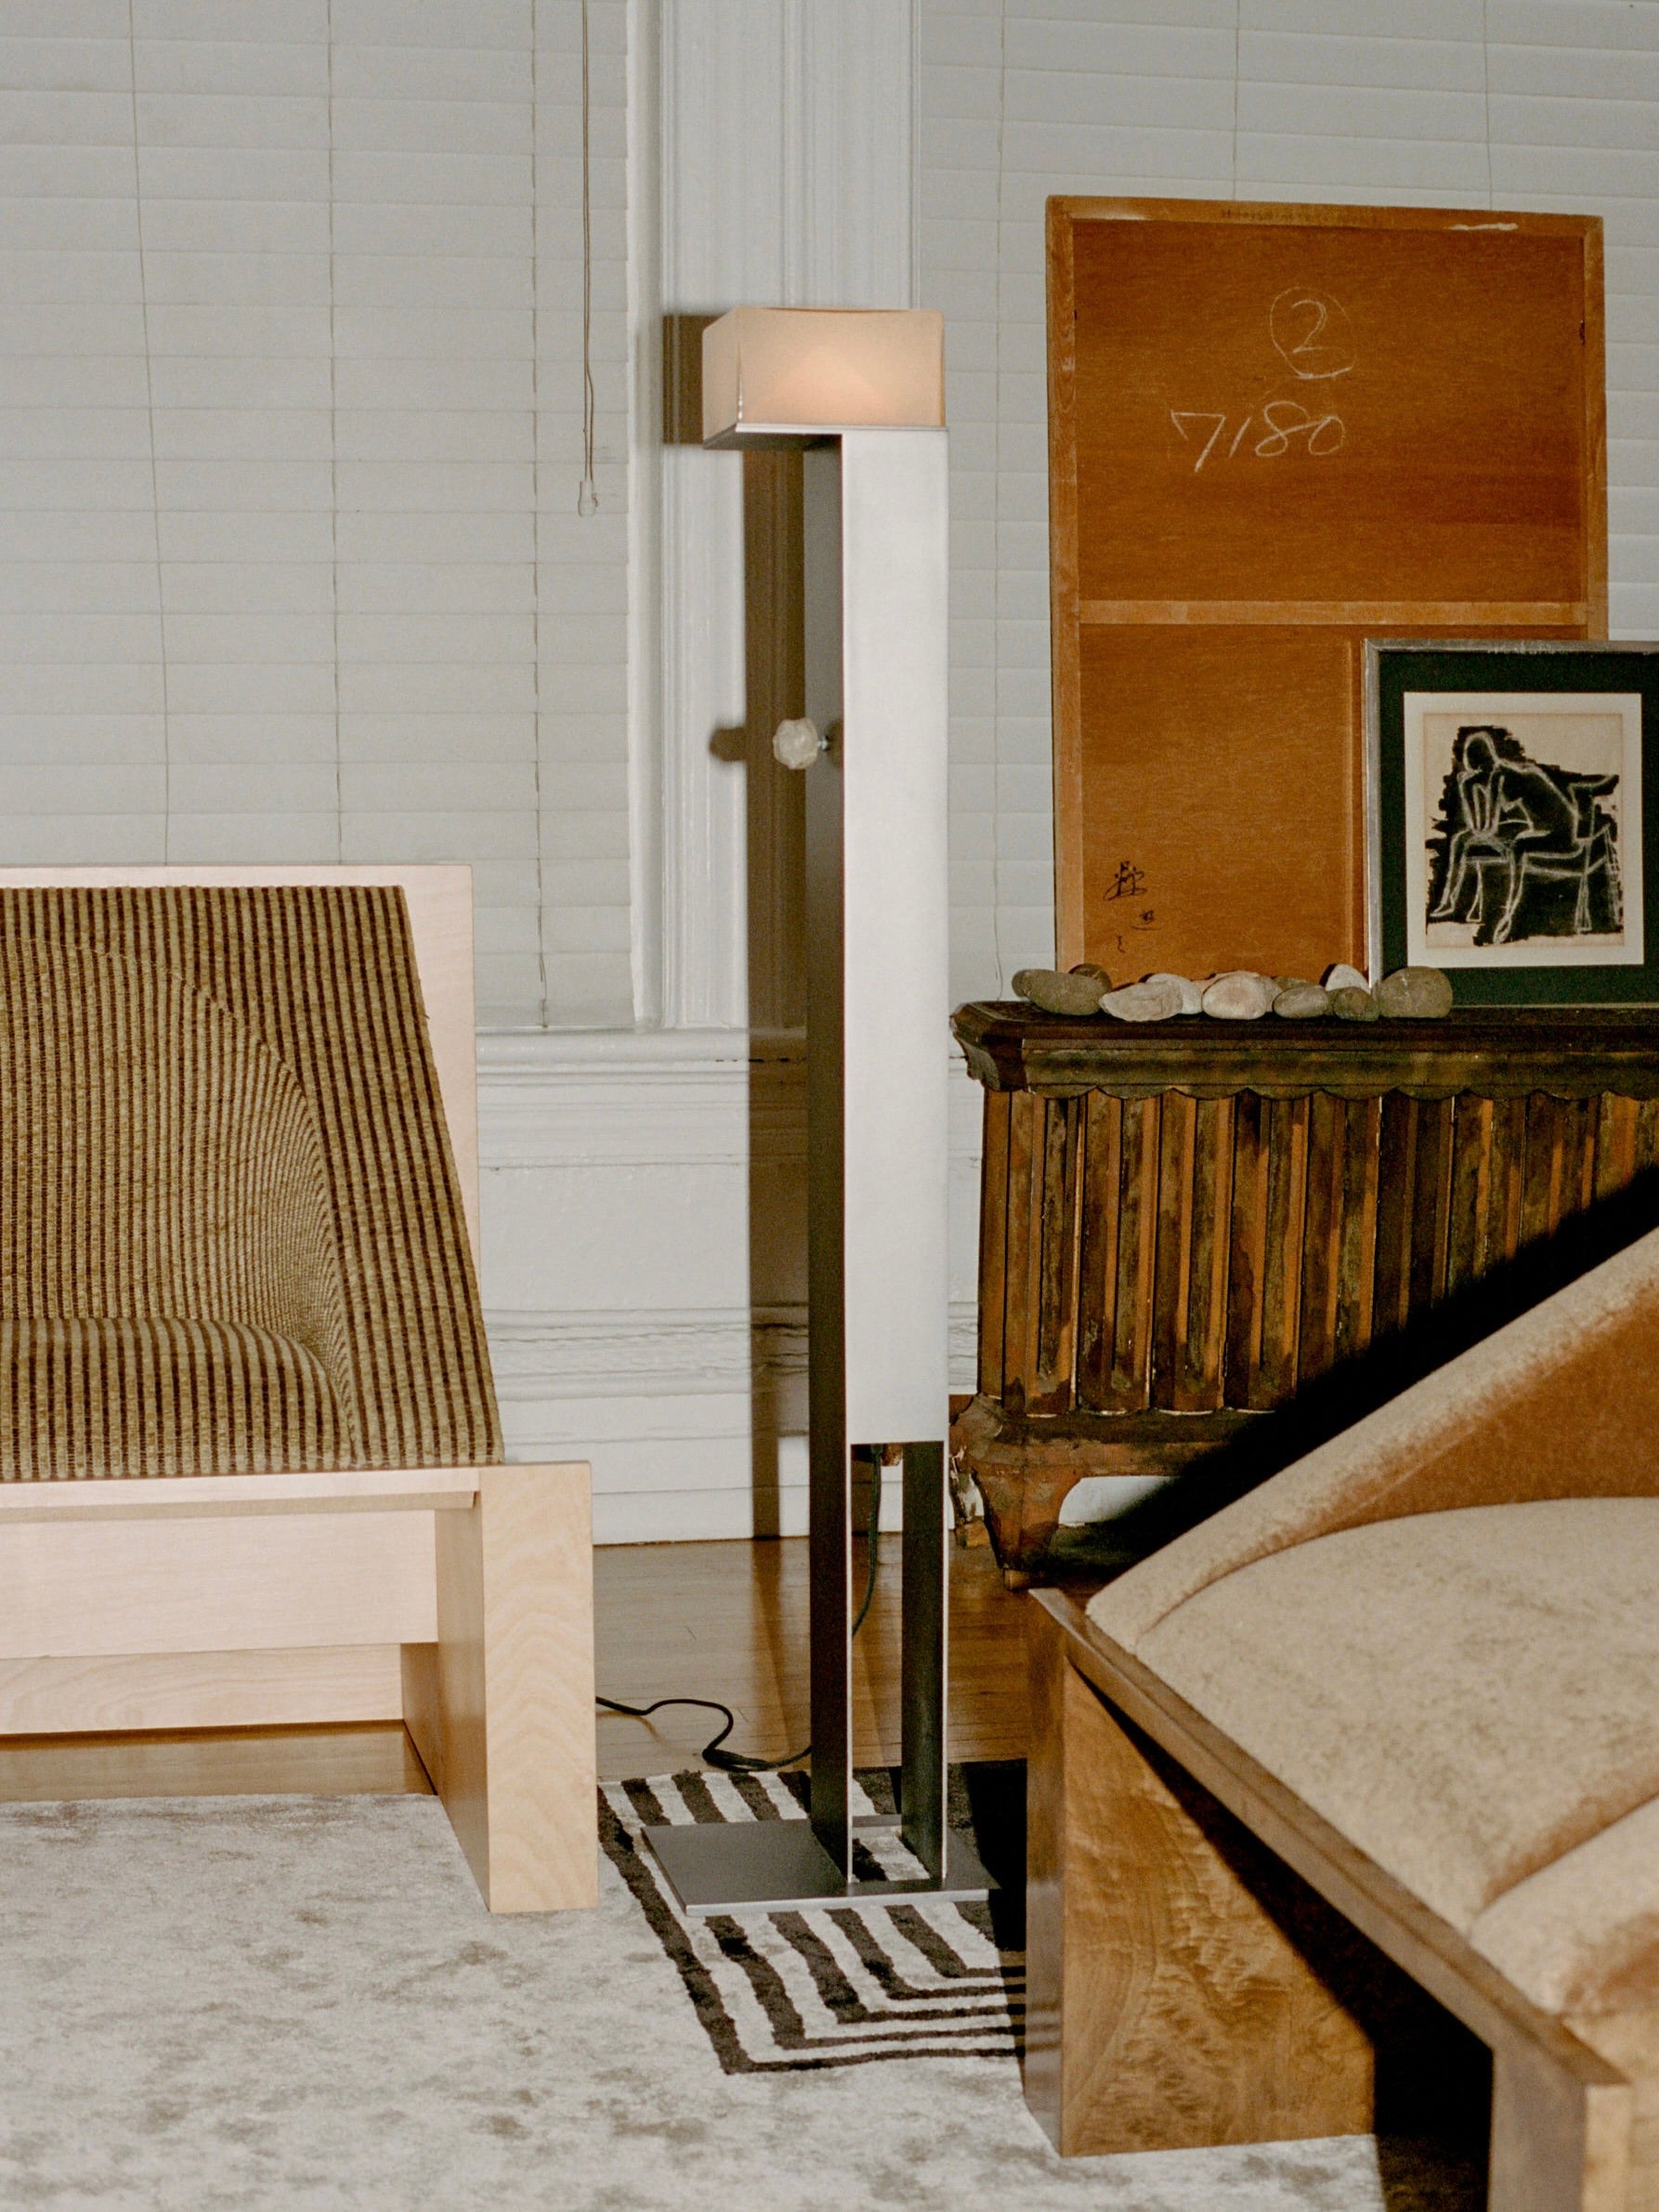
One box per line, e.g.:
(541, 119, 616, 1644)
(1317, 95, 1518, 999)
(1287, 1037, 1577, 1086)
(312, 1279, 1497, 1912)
(1169, 409, 1227, 472)
(1255, 398, 1345, 458)
(1269, 287, 1356, 381)
(1307, 412, 1345, 455)
(1170, 402, 1343, 472)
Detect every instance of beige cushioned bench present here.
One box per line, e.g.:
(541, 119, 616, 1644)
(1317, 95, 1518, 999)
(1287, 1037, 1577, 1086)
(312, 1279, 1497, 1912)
(1028, 1224, 1659, 2211)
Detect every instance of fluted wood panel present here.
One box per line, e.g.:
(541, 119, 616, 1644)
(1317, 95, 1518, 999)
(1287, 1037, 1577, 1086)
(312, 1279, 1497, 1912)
(981, 1085, 1640, 1420)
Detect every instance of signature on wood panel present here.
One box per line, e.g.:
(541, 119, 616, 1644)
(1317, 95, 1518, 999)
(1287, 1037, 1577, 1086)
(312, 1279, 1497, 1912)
(1104, 860, 1155, 954)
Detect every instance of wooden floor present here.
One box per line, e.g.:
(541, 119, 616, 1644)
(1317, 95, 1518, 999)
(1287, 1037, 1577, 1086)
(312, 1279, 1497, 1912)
(595, 1531, 1031, 1779)
(0, 1536, 1034, 1804)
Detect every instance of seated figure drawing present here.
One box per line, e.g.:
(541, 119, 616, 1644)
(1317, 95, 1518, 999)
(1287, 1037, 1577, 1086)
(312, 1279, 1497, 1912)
(1426, 724, 1623, 946)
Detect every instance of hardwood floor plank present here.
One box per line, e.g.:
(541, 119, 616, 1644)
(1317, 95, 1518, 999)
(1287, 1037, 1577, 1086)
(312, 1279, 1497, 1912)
(594, 1536, 1033, 1779)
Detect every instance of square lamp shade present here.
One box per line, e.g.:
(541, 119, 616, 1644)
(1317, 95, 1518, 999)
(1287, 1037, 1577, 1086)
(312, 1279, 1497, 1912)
(702, 307, 945, 449)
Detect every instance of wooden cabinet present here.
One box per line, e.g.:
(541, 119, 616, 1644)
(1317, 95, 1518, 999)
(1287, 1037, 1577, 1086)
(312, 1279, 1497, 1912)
(951, 1003, 1659, 1581)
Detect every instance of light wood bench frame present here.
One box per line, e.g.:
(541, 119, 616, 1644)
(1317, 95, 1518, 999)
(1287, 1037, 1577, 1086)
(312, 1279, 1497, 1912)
(0, 866, 597, 1914)
(1028, 1588, 1653, 2212)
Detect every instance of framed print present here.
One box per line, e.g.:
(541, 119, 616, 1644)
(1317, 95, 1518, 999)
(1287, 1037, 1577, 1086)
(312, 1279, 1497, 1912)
(1366, 642, 1659, 1005)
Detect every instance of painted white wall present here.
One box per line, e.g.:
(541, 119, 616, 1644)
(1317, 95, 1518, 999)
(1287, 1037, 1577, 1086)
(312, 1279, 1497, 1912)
(5, 1, 1659, 1538)
(477, 1027, 983, 1542)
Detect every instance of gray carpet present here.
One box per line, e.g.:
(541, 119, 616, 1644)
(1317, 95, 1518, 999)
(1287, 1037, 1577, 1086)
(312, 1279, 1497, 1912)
(0, 1791, 1433, 2209)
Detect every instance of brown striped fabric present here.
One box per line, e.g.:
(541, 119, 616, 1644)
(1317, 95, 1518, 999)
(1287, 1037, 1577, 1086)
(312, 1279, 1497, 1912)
(3, 1319, 348, 1478)
(0, 886, 502, 1478)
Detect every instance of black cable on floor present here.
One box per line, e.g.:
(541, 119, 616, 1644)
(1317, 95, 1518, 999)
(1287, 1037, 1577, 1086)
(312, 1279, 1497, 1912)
(596, 1457, 886, 1773)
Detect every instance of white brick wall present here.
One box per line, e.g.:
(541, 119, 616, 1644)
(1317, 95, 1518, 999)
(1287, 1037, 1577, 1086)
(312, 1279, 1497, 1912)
(0, 0, 631, 1028)
(920, 0, 1659, 1003)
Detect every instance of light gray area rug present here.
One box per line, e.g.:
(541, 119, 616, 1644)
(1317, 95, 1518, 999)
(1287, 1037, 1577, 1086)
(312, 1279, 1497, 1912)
(0, 1792, 1432, 2210)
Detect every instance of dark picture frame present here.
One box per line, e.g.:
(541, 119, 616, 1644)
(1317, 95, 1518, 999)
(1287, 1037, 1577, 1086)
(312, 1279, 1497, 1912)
(1365, 640, 1659, 1006)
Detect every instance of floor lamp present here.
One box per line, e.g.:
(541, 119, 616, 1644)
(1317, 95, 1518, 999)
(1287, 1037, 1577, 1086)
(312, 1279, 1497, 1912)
(644, 308, 992, 1914)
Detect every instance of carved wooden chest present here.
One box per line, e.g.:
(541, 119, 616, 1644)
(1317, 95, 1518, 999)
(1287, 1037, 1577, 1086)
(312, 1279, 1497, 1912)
(951, 1004, 1659, 1581)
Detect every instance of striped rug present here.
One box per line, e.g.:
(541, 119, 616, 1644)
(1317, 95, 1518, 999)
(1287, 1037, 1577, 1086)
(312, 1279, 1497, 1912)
(600, 1766, 1025, 2075)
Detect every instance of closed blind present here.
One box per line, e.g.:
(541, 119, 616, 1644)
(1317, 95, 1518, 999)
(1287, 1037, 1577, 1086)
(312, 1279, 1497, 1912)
(0, 0, 631, 1028)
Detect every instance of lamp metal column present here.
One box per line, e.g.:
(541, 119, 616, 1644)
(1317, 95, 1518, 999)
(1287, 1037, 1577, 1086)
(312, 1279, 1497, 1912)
(643, 308, 990, 1914)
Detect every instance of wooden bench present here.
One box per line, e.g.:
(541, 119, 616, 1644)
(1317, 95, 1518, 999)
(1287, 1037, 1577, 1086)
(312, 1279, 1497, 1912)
(1027, 1590, 1647, 2209)
(1025, 1228, 1659, 2210)
(0, 868, 596, 1914)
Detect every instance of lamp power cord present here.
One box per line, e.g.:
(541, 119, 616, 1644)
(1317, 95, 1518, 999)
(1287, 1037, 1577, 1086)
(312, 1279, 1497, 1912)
(595, 1463, 884, 1774)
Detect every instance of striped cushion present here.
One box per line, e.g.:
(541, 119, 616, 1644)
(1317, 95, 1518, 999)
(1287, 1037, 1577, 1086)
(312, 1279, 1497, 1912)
(2, 1318, 349, 1477)
(0, 885, 501, 1479)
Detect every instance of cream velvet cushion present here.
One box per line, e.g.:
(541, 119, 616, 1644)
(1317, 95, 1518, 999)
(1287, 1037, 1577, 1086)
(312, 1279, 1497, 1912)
(1088, 1226, 1659, 1654)
(1108, 1498, 1659, 2015)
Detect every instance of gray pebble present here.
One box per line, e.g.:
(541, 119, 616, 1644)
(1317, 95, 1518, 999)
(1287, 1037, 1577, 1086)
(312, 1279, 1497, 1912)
(1324, 962, 1368, 993)
(1012, 966, 1108, 1016)
(1375, 965, 1454, 1019)
(1202, 971, 1276, 1021)
(1101, 976, 1184, 1022)
(1274, 982, 1331, 1019)
(1329, 985, 1378, 1022)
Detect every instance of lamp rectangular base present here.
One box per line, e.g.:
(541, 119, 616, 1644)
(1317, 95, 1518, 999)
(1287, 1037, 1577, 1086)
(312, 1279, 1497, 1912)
(642, 1820, 995, 1918)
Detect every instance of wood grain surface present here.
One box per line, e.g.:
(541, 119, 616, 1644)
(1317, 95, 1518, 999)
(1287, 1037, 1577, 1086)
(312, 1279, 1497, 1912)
(0, 1721, 428, 1803)
(594, 1531, 1034, 1779)
(0, 1538, 1039, 1805)
(1026, 1597, 1374, 2157)
(0, 1510, 441, 1659)
(0, 1647, 403, 1735)
(425, 1462, 597, 1914)
(1046, 198, 1604, 981)
(1570, 2015, 1659, 2212)
(973, 1071, 1647, 1424)
(1492, 2035, 1634, 2212)
(953, 1003, 1659, 1101)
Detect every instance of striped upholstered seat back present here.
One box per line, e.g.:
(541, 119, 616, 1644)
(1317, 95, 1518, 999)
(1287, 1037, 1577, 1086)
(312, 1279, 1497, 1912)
(0, 885, 501, 1478)
(1, 936, 358, 1475)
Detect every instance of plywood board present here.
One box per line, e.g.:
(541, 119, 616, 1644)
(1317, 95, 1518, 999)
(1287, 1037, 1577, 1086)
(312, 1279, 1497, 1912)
(1048, 199, 1606, 981)
(0, 1647, 403, 1734)
(0, 1511, 439, 1657)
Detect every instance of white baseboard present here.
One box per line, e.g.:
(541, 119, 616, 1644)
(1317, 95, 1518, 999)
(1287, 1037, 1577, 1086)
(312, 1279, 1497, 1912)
(477, 1027, 983, 1542)
(487, 1301, 975, 1543)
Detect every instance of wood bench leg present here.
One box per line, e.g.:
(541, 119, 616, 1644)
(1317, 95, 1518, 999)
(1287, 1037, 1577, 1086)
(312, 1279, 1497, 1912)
(1025, 1598, 1374, 2156)
(404, 1462, 597, 1913)
(1491, 2033, 1633, 2212)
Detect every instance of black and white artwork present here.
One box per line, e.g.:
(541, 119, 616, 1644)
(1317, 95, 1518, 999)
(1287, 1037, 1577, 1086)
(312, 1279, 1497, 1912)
(1404, 691, 1644, 969)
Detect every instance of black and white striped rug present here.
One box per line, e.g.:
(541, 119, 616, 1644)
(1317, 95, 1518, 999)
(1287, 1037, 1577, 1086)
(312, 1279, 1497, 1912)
(600, 1764, 1025, 2075)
